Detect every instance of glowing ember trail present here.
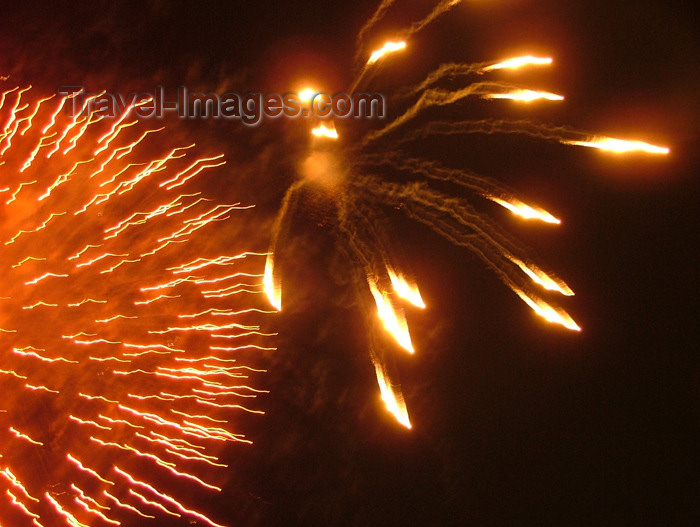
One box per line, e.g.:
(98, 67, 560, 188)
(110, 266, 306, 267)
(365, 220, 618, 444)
(563, 136, 670, 155)
(264, 0, 668, 428)
(482, 89, 564, 102)
(0, 83, 270, 527)
(483, 55, 554, 72)
(367, 40, 407, 64)
(311, 123, 339, 140)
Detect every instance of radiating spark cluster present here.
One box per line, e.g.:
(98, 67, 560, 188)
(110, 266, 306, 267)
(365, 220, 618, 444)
(0, 82, 271, 526)
(264, 0, 669, 428)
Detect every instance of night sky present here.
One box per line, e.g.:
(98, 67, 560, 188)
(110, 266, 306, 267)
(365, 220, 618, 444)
(1, 1, 698, 526)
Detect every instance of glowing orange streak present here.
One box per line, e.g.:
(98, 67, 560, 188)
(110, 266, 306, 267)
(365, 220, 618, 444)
(129, 393, 176, 401)
(156, 366, 245, 379)
(195, 400, 264, 417)
(387, 267, 425, 308)
(200, 282, 262, 295)
(1, 468, 40, 502)
(192, 388, 256, 399)
(368, 277, 414, 353)
(165, 196, 211, 216)
(134, 294, 180, 305)
(0, 86, 31, 154)
(190, 273, 265, 287)
(203, 287, 262, 299)
(97, 415, 145, 429)
(506, 255, 574, 296)
(140, 239, 188, 257)
(157, 205, 252, 244)
(0, 86, 19, 112)
(95, 314, 137, 323)
(211, 330, 277, 339)
(134, 433, 227, 467)
(0, 369, 27, 380)
(98, 439, 223, 491)
(262, 252, 283, 311)
(209, 344, 276, 353)
(367, 40, 407, 64)
(24, 272, 69, 285)
(117, 404, 222, 442)
(45, 492, 90, 527)
(68, 415, 112, 431)
(563, 136, 669, 154)
(70, 485, 109, 512)
(372, 360, 411, 429)
(151, 428, 210, 449)
(13, 347, 78, 363)
(104, 195, 187, 237)
(72, 493, 120, 526)
(128, 489, 181, 518)
(488, 196, 561, 224)
(6, 180, 36, 205)
(123, 342, 185, 353)
(90, 356, 131, 363)
(9, 427, 43, 446)
(20, 132, 56, 172)
(67, 298, 107, 307)
(22, 301, 59, 310)
(87, 142, 130, 179)
(513, 288, 581, 331)
(103, 491, 155, 519)
(136, 432, 209, 456)
(90, 437, 178, 470)
(75, 252, 128, 268)
(148, 321, 258, 334)
(97, 162, 143, 188)
(158, 154, 226, 188)
(25, 383, 60, 394)
(66, 454, 115, 485)
(45, 93, 99, 158)
(73, 338, 121, 346)
(113, 127, 163, 160)
(94, 95, 153, 147)
(140, 275, 201, 292)
(182, 420, 246, 443)
(17, 95, 53, 135)
(483, 55, 553, 72)
(311, 123, 339, 140)
(68, 243, 103, 261)
(170, 409, 229, 425)
(95, 119, 138, 156)
(483, 89, 564, 102)
(76, 393, 117, 404)
(6, 489, 41, 520)
(164, 161, 227, 191)
(100, 258, 141, 274)
(174, 251, 268, 272)
(39, 158, 94, 200)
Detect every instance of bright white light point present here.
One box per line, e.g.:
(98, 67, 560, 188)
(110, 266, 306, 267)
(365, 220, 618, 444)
(298, 88, 317, 104)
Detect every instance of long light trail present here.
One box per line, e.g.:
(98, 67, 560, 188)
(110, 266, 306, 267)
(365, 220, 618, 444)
(264, 1, 669, 429)
(0, 83, 271, 527)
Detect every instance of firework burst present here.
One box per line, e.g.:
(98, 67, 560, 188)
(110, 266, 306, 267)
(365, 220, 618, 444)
(264, 0, 669, 428)
(0, 83, 271, 526)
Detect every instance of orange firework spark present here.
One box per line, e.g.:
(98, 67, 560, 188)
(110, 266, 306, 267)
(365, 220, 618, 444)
(264, 0, 669, 428)
(0, 83, 271, 526)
